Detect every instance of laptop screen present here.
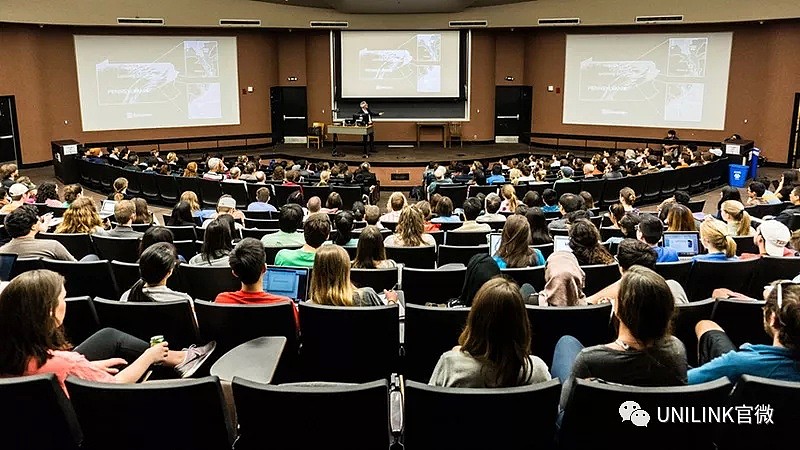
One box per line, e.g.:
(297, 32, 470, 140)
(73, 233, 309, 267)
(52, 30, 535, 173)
(488, 233, 502, 257)
(100, 200, 116, 214)
(263, 267, 310, 302)
(662, 232, 701, 257)
(553, 235, 572, 253)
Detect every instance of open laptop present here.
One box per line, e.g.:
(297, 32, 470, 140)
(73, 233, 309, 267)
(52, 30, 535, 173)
(553, 235, 572, 253)
(488, 233, 502, 257)
(263, 266, 310, 303)
(0, 253, 17, 282)
(99, 200, 116, 220)
(662, 231, 702, 258)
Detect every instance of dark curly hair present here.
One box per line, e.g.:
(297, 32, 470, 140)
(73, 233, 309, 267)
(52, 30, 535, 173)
(568, 219, 614, 266)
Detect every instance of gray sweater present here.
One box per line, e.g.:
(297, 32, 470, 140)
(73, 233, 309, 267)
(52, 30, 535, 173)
(429, 347, 551, 388)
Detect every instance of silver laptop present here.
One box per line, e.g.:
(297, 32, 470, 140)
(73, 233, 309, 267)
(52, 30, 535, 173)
(662, 231, 702, 257)
(488, 233, 502, 257)
(553, 235, 572, 253)
(263, 266, 310, 303)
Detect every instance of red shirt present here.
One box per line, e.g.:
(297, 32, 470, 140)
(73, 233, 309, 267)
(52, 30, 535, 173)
(215, 290, 299, 328)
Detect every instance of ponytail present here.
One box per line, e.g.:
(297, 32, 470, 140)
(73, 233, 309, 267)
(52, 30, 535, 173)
(126, 279, 154, 302)
(113, 192, 124, 202)
(766, 283, 800, 356)
(736, 210, 752, 237)
(723, 235, 737, 258)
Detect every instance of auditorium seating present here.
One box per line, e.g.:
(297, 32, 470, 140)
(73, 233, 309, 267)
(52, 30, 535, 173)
(716, 375, 800, 449)
(298, 302, 399, 382)
(710, 298, 771, 346)
(403, 379, 561, 450)
(177, 265, 240, 300)
(526, 303, 613, 367)
(404, 304, 470, 382)
(437, 244, 489, 266)
(581, 263, 622, 296)
(685, 259, 759, 302)
(350, 267, 398, 291)
(38, 233, 94, 260)
(402, 266, 466, 305)
(194, 300, 298, 356)
(386, 245, 436, 268)
(62, 296, 100, 344)
(559, 378, 733, 450)
(66, 376, 234, 450)
(91, 297, 200, 349)
(501, 266, 546, 291)
(746, 256, 800, 298)
(0, 374, 82, 450)
(43, 259, 119, 299)
(90, 235, 140, 263)
(232, 378, 389, 450)
(672, 298, 716, 365)
(654, 260, 693, 286)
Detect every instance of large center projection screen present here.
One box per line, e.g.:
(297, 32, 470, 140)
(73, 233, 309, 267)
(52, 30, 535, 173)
(74, 35, 240, 132)
(340, 31, 461, 98)
(563, 32, 733, 130)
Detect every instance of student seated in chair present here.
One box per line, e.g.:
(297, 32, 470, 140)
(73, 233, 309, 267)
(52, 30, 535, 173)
(216, 238, 298, 325)
(688, 281, 800, 384)
(120, 242, 192, 303)
(274, 213, 330, 268)
(309, 244, 396, 307)
(106, 200, 144, 239)
(739, 220, 795, 259)
(637, 213, 678, 263)
(429, 277, 550, 388)
(0, 270, 215, 394)
(247, 187, 277, 213)
(0, 205, 76, 261)
(261, 204, 305, 248)
(452, 197, 491, 233)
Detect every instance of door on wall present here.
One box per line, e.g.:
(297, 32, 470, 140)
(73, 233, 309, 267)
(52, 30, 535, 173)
(0, 96, 21, 163)
(494, 86, 532, 144)
(270, 86, 308, 145)
(790, 92, 800, 168)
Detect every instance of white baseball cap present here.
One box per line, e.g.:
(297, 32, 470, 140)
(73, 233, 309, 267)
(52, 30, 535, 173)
(758, 220, 791, 257)
(217, 196, 237, 209)
(8, 183, 29, 197)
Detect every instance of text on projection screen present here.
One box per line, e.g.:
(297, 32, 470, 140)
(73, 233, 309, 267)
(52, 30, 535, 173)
(562, 32, 733, 130)
(339, 31, 461, 98)
(74, 35, 240, 131)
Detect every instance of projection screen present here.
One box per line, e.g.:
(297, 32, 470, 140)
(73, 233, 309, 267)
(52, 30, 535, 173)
(74, 35, 240, 131)
(339, 31, 461, 98)
(563, 32, 733, 130)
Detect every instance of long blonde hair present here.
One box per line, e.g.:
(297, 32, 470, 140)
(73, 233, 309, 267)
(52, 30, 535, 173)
(311, 245, 355, 306)
(182, 162, 198, 178)
(56, 197, 103, 234)
(501, 184, 518, 212)
(396, 206, 425, 247)
(721, 200, 752, 236)
(180, 191, 200, 213)
(700, 218, 737, 257)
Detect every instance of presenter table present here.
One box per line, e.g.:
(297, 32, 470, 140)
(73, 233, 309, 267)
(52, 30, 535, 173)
(328, 124, 375, 157)
(416, 122, 449, 148)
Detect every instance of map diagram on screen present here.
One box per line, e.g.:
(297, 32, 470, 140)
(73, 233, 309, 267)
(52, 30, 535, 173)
(664, 82, 704, 122)
(667, 38, 707, 77)
(95, 40, 222, 118)
(578, 59, 661, 101)
(358, 34, 443, 93)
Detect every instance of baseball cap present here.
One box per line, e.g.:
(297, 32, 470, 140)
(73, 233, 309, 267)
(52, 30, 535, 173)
(217, 196, 237, 209)
(9, 183, 29, 197)
(560, 166, 574, 178)
(207, 157, 221, 170)
(758, 220, 791, 257)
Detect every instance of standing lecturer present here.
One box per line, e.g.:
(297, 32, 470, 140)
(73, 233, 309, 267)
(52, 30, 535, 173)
(356, 101, 380, 157)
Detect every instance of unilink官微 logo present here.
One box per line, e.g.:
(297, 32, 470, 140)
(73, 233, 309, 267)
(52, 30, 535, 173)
(619, 400, 651, 427)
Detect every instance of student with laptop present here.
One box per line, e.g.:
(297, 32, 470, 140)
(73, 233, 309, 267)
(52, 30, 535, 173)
(637, 214, 678, 263)
(216, 238, 299, 325)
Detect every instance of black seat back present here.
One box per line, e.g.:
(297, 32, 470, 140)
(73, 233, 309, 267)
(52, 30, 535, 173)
(330, 185, 362, 209)
(686, 259, 758, 301)
(654, 260, 693, 285)
(175, 176, 204, 205)
(445, 231, 489, 246)
(732, 235, 758, 255)
(164, 225, 197, 241)
(137, 172, 160, 203)
(746, 256, 800, 298)
(9, 257, 43, 279)
(404, 379, 561, 450)
(402, 266, 466, 305)
(110, 260, 140, 293)
(194, 300, 298, 355)
(559, 378, 732, 450)
(0, 374, 82, 450)
(404, 304, 470, 382)
(435, 185, 469, 210)
(62, 296, 100, 344)
(437, 244, 490, 266)
(298, 302, 399, 382)
(91, 235, 140, 263)
(220, 182, 249, 209)
(92, 297, 199, 349)
(199, 179, 223, 208)
(385, 245, 436, 269)
(154, 174, 179, 203)
(526, 303, 613, 366)
(38, 232, 94, 260)
(349, 267, 399, 291)
(273, 184, 302, 207)
(42, 259, 119, 299)
(581, 263, 621, 296)
(672, 298, 716, 366)
(710, 298, 771, 346)
(501, 266, 546, 291)
(232, 378, 389, 450)
(66, 376, 234, 450)
(176, 264, 240, 301)
(717, 375, 800, 449)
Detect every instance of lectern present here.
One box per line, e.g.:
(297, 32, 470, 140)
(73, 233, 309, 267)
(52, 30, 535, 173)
(51, 139, 81, 184)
